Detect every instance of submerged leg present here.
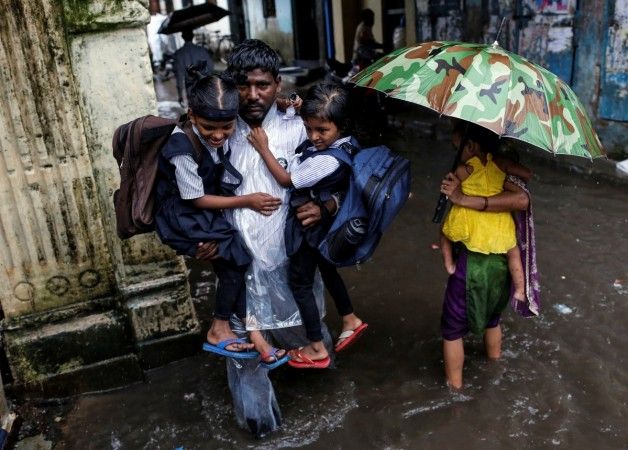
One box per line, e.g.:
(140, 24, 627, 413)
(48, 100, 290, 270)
(443, 338, 464, 389)
(484, 324, 502, 360)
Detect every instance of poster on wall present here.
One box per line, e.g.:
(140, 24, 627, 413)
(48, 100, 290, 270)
(523, 0, 575, 14)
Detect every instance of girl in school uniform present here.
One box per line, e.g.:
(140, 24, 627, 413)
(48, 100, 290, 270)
(154, 64, 288, 368)
(247, 83, 368, 369)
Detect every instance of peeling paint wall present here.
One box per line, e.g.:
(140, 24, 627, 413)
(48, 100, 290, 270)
(599, 0, 628, 121)
(512, 0, 576, 84)
(411, 0, 627, 154)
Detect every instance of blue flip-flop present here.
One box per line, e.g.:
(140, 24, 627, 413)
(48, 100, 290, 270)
(202, 338, 259, 359)
(259, 347, 290, 370)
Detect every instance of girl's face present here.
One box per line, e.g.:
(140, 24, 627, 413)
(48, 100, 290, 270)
(189, 112, 236, 148)
(303, 117, 342, 150)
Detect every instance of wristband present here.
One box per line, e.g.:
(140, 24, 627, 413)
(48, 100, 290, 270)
(480, 196, 488, 211)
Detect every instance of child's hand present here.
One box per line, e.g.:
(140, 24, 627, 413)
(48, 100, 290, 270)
(276, 94, 302, 113)
(290, 94, 302, 113)
(196, 241, 219, 260)
(445, 262, 456, 275)
(246, 192, 282, 216)
(440, 172, 462, 203)
(247, 127, 269, 153)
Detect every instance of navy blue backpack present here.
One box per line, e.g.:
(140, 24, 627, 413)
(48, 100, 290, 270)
(319, 143, 411, 266)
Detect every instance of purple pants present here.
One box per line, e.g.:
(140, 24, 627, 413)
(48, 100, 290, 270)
(441, 249, 501, 341)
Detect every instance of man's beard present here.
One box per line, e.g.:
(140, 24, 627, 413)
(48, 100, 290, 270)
(241, 102, 269, 124)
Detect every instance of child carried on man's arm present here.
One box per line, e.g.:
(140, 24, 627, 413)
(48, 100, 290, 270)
(247, 83, 368, 369)
(153, 63, 288, 369)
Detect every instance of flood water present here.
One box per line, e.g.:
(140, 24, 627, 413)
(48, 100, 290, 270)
(54, 126, 628, 449)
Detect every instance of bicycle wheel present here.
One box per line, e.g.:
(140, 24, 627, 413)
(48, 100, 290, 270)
(217, 37, 235, 64)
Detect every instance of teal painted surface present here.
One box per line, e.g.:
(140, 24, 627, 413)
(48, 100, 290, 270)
(598, 0, 628, 121)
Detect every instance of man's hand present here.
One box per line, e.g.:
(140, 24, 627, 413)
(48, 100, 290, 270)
(296, 201, 322, 228)
(196, 241, 219, 261)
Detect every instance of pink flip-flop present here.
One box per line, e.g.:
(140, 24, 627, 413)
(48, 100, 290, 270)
(335, 323, 369, 352)
(287, 348, 331, 369)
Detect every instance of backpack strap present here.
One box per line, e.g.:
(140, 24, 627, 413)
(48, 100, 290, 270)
(314, 137, 361, 166)
(218, 146, 243, 196)
(178, 119, 205, 163)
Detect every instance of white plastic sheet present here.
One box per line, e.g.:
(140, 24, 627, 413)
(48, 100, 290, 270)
(224, 106, 325, 330)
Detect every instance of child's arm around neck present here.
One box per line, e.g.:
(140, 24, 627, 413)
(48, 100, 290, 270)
(247, 126, 293, 187)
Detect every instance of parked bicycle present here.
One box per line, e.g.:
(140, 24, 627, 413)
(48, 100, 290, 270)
(153, 52, 175, 82)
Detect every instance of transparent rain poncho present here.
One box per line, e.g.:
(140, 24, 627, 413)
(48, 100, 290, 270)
(222, 106, 331, 437)
(224, 106, 325, 330)
(227, 316, 334, 437)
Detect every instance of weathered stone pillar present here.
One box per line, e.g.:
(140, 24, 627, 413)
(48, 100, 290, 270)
(0, 0, 200, 396)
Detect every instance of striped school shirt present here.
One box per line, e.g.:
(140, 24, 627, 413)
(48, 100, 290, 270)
(169, 125, 221, 200)
(290, 135, 353, 189)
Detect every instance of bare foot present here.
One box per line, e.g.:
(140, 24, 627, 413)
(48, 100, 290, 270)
(289, 341, 328, 362)
(249, 330, 286, 362)
(447, 379, 463, 390)
(206, 319, 254, 352)
(512, 290, 526, 302)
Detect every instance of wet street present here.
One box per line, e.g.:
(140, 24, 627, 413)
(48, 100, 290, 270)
(38, 118, 628, 449)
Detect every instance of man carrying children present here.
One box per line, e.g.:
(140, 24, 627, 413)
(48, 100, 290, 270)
(196, 39, 336, 437)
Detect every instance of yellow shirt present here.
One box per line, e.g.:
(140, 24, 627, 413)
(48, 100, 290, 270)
(442, 154, 516, 254)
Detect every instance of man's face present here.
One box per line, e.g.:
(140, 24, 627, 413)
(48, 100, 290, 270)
(236, 68, 280, 124)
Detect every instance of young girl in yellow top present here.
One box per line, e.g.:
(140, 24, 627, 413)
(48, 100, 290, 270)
(440, 122, 531, 302)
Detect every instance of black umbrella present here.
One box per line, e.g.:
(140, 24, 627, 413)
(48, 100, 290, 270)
(158, 3, 230, 34)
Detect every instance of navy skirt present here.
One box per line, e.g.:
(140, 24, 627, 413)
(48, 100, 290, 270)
(155, 196, 252, 267)
(284, 205, 333, 257)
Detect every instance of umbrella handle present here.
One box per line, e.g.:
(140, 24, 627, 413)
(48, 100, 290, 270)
(432, 193, 448, 223)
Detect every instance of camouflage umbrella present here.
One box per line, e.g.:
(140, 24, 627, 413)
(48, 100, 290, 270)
(351, 40, 604, 159)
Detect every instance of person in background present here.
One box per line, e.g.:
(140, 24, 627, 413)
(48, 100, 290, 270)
(351, 8, 384, 70)
(173, 28, 213, 106)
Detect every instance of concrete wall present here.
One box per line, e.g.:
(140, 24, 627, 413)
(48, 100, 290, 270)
(0, 0, 201, 397)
